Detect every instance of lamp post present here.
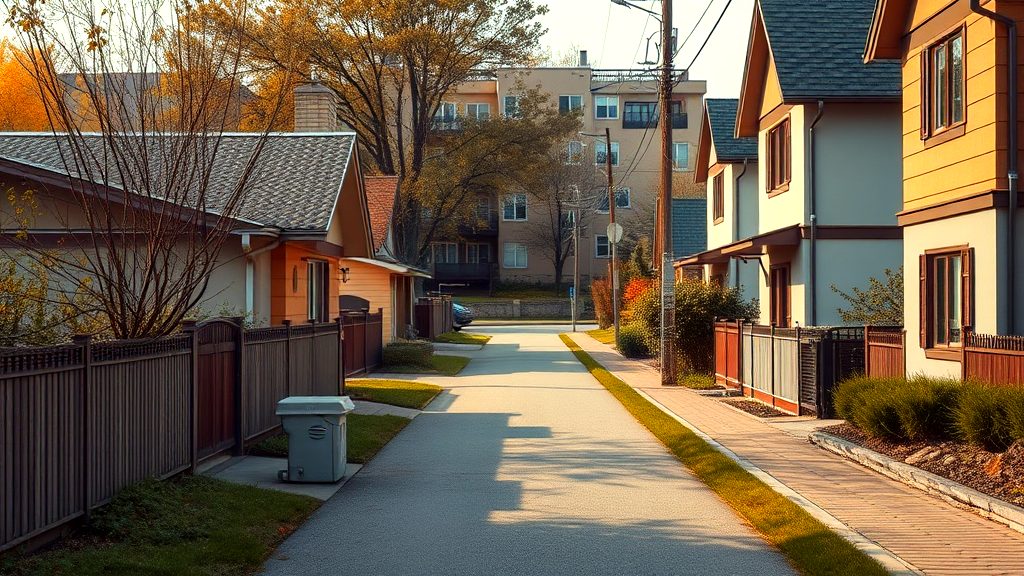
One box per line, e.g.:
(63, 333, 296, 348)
(581, 129, 620, 344)
(611, 0, 675, 385)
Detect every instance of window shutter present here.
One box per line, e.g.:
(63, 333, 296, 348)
(962, 247, 974, 330)
(785, 119, 792, 183)
(920, 253, 929, 348)
(920, 52, 930, 140)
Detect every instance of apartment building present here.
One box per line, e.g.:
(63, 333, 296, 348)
(424, 58, 706, 291)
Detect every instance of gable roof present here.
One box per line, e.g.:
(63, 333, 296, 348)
(695, 99, 757, 182)
(363, 175, 398, 252)
(863, 0, 911, 62)
(737, 0, 901, 134)
(0, 133, 355, 233)
(672, 198, 708, 258)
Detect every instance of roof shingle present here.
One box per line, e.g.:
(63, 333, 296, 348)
(706, 99, 757, 161)
(363, 176, 398, 252)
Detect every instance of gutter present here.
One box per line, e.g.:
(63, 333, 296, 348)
(970, 0, 1017, 333)
(733, 158, 750, 290)
(808, 100, 826, 327)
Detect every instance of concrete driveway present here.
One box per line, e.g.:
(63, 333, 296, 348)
(262, 325, 794, 576)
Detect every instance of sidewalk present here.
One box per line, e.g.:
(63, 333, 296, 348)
(570, 333, 1024, 576)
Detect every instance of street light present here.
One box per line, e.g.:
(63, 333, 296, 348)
(580, 128, 620, 346)
(611, 0, 676, 385)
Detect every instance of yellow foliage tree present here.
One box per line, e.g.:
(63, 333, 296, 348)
(0, 39, 51, 131)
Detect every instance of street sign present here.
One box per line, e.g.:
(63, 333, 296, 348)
(606, 222, 624, 244)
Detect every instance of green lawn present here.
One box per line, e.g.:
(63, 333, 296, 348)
(346, 378, 443, 409)
(250, 413, 411, 464)
(586, 327, 615, 345)
(434, 331, 492, 346)
(559, 334, 888, 576)
(0, 476, 318, 576)
(382, 354, 470, 376)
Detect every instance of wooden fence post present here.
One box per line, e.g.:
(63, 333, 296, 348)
(769, 324, 776, 407)
(283, 320, 292, 397)
(232, 317, 245, 456)
(181, 320, 199, 474)
(864, 326, 872, 377)
(72, 335, 92, 519)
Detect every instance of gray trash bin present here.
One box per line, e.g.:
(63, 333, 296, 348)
(275, 396, 355, 483)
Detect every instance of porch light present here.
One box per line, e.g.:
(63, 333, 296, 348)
(340, 267, 351, 283)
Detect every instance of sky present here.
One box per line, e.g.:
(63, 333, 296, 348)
(537, 0, 756, 98)
(1, 0, 755, 98)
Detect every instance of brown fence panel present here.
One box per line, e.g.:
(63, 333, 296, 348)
(365, 310, 383, 372)
(287, 325, 316, 396)
(415, 297, 453, 339)
(964, 331, 1024, 387)
(864, 326, 905, 379)
(242, 326, 290, 441)
(312, 323, 340, 395)
(714, 321, 741, 388)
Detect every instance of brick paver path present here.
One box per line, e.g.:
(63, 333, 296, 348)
(571, 332, 1024, 576)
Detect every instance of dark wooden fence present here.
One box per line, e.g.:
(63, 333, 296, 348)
(415, 296, 453, 339)
(1, 314, 382, 553)
(713, 321, 742, 389)
(963, 330, 1024, 387)
(340, 309, 384, 376)
(864, 326, 906, 378)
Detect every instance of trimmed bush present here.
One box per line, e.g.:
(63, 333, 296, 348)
(892, 377, 960, 440)
(382, 340, 433, 368)
(833, 375, 881, 422)
(954, 383, 1014, 451)
(591, 278, 614, 329)
(617, 324, 651, 358)
(854, 385, 903, 440)
(1008, 393, 1024, 443)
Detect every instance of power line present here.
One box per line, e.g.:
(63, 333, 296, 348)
(677, 0, 734, 79)
(673, 0, 717, 61)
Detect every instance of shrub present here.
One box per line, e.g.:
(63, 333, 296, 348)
(954, 383, 1014, 451)
(1007, 392, 1024, 443)
(627, 282, 661, 354)
(833, 375, 881, 422)
(679, 372, 718, 390)
(854, 385, 904, 440)
(672, 278, 758, 374)
(623, 278, 654, 308)
(382, 340, 433, 368)
(892, 377, 960, 440)
(591, 278, 614, 329)
(616, 324, 650, 358)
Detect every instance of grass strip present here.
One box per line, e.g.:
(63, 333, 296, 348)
(585, 327, 615, 345)
(434, 331, 492, 346)
(383, 354, 470, 376)
(250, 413, 411, 464)
(346, 378, 443, 409)
(0, 476, 318, 576)
(559, 334, 888, 576)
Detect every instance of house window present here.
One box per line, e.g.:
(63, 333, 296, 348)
(670, 100, 687, 129)
(432, 242, 458, 264)
(307, 260, 330, 322)
(595, 140, 619, 166)
(466, 102, 490, 120)
(503, 242, 528, 268)
(566, 140, 584, 165)
(767, 118, 791, 193)
(769, 264, 790, 328)
(433, 102, 457, 130)
(595, 95, 619, 119)
(502, 192, 527, 221)
(503, 95, 521, 118)
(559, 95, 583, 114)
(923, 29, 965, 137)
(597, 188, 630, 212)
(467, 243, 490, 263)
(623, 101, 657, 128)
(672, 142, 689, 171)
(712, 173, 724, 223)
(475, 195, 491, 221)
(922, 248, 973, 350)
(595, 235, 610, 258)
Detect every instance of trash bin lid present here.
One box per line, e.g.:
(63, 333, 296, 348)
(276, 396, 355, 416)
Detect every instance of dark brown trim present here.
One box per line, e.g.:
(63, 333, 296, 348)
(906, 0, 972, 53)
(897, 190, 1006, 225)
(924, 244, 970, 255)
(767, 184, 790, 197)
(923, 123, 966, 147)
(759, 103, 792, 131)
(713, 217, 725, 225)
(804, 225, 904, 240)
(925, 347, 963, 361)
(920, 25, 968, 139)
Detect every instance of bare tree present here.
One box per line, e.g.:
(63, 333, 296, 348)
(3, 0, 292, 338)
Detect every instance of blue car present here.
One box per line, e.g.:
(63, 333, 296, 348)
(453, 303, 474, 331)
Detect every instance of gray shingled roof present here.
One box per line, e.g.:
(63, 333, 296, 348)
(0, 133, 354, 231)
(672, 198, 707, 258)
(760, 0, 901, 100)
(706, 99, 756, 161)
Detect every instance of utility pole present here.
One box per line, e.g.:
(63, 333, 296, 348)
(659, 0, 676, 385)
(606, 127, 620, 345)
(572, 185, 580, 332)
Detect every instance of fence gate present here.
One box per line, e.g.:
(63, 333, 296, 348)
(195, 319, 241, 459)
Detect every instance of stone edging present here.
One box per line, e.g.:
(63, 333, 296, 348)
(810, 431, 1024, 536)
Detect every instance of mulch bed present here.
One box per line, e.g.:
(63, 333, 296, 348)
(823, 423, 1024, 508)
(721, 399, 789, 418)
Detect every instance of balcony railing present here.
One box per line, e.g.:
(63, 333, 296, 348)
(432, 262, 495, 281)
(459, 210, 499, 236)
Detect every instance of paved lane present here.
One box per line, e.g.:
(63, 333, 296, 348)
(263, 326, 794, 576)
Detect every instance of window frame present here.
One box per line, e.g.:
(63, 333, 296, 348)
(595, 235, 611, 258)
(467, 242, 490, 264)
(466, 102, 490, 120)
(921, 246, 973, 360)
(766, 117, 791, 195)
(594, 140, 620, 166)
(921, 27, 966, 142)
(431, 242, 459, 264)
(596, 188, 631, 213)
(670, 100, 688, 129)
(565, 140, 584, 165)
(306, 259, 330, 322)
(622, 101, 657, 129)
(502, 242, 528, 269)
(594, 95, 619, 120)
(558, 94, 583, 114)
(769, 264, 791, 328)
(502, 192, 528, 221)
(672, 142, 690, 171)
(433, 101, 458, 130)
(712, 173, 725, 224)
(503, 95, 521, 118)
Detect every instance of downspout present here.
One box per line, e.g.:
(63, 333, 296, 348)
(971, 0, 1017, 333)
(242, 234, 281, 321)
(808, 100, 825, 327)
(733, 158, 750, 290)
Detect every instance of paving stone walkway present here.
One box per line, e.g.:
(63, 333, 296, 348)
(571, 332, 1024, 576)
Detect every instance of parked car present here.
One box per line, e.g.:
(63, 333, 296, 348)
(453, 303, 474, 331)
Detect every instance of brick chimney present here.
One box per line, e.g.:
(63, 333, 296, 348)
(294, 81, 339, 132)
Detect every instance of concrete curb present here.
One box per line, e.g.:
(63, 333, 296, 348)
(811, 431, 1024, 536)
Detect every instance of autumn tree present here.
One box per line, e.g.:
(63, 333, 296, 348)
(195, 0, 547, 265)
(831, 267, 904, 325)
(0, 39, 51, 131)
(3, 0, 291, 338)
